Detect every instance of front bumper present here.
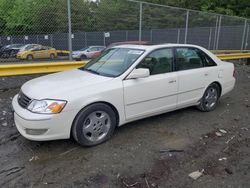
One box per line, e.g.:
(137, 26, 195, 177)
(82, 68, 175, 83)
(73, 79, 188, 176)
(72, 54, 81, 59)
(12, 95, 76, 141)
(16, 54, 25, 60)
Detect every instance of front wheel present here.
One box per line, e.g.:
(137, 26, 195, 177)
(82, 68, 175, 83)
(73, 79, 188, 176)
(197, 83, 220, 112)
(80, 54, 87, 60)
(72, 103, 117, 146)
(27, 54, 33, 60)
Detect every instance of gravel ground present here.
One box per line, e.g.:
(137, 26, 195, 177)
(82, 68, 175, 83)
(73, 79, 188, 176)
(0, 62, 249, 188)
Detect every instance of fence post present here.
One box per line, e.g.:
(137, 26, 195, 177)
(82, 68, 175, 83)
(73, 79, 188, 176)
(245, 25, 249, 50)
(85, 32, 87, 48)
(177, 29, 180, 44)
(208, 27, 212, 49)
(67, 0, 72, 60)
(50, 34, 53, 47)
(36, 35, 39, 44)
(150, 29, 153, 43)
(241, 19, 247, 50)
(139, 2, 142, 41)
(213, 16, 219, 50)
(103, 32, 106, 46)
(184, 10, 189, 44)
(216, 15, 222, 50)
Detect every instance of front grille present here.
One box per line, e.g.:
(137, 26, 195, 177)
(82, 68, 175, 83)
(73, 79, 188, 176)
(18, 91, 32, 109)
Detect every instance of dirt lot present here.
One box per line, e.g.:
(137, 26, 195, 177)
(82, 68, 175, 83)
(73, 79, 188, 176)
(0, 62, 249, 188)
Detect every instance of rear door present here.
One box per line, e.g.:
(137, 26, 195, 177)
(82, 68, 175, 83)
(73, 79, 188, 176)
(175, 47, 207, 107)
(123, 48, 178, 120)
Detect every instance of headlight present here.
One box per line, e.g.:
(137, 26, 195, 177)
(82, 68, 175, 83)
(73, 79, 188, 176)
(27, 99, 67, 114)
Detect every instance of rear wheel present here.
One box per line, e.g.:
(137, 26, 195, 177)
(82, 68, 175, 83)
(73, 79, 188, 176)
(27, 54, 33, 60)
(72, 103, 117, 146)
(197, 83, 220, 112)
(50, 53, 55, 59)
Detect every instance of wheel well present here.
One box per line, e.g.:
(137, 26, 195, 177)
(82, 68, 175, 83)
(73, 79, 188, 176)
(27, 54, 33, 59)
(98, 102, 120, 126)
(211, 81, 222, 97)
(70, 101, 120, 137)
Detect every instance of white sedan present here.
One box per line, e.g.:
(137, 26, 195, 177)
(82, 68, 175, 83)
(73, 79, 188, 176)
(12, 44, 235, 146)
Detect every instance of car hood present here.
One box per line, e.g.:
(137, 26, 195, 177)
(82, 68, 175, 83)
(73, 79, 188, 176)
(21, 69, 113, 99)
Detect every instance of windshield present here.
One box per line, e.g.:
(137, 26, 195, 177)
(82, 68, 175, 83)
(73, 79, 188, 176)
(19, 45, 38, 52)
(5, 44, 23, 49)
(80, 48, 144, 77)
(79, 47, 88, 51)
(11, 44, 24, 48)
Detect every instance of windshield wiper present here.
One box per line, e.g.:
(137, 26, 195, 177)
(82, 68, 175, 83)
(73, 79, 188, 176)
(83, 68, 100, 75)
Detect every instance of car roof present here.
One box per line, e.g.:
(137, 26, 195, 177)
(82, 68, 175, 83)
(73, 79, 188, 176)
(111, 43, 207, 51)
(111, 43, 221, 64)
(89, 46, 105, 48)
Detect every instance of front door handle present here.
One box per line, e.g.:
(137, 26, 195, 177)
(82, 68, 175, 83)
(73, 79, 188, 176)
(204, 73, 209, 76)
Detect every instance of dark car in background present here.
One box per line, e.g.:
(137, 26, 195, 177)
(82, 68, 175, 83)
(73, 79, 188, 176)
(0, 44, 24, 58)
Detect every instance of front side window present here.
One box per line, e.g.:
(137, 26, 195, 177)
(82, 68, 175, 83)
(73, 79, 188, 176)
(137, 48, 173, 75)
(176, 48, 204, 71)
(81, 48, 144, 77)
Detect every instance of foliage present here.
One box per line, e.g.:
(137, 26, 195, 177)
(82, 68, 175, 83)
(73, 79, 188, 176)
(0, 0, 249, 35)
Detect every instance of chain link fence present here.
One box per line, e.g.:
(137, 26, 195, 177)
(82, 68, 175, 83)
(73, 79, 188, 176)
(0, 0, 249, 63)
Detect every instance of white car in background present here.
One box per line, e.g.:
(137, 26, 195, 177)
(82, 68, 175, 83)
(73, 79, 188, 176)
(12, 44, 235, 146)
(72, 46, 106, 60)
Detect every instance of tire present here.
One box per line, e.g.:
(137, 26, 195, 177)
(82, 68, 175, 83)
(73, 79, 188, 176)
(80, 54, 87, 60)
(27, 54, 33, 60)
(72, 103, 117, 146)
(197, 83, 220, 112)
(50, 54, 55, 59)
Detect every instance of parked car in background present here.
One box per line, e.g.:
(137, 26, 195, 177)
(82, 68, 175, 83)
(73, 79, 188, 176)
(16, 44, 57, 60)
(12, 44, 235, 146)
(72, 46, 106, 60)
(0, 44, 24, 58)
(91, 41, 150, 59)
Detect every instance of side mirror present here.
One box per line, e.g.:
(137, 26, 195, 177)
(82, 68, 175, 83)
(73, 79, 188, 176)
(127, 68, 150, 79)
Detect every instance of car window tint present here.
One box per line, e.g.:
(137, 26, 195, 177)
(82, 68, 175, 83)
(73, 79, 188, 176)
(176, 48, 204, 71)
(137, 48, 173, 75)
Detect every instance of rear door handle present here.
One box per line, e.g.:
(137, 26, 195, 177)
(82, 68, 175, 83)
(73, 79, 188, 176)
(169, 80, 176, 83)
(204, 73, 209, 76)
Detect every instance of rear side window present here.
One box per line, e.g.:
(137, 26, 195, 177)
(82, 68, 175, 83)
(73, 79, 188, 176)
(176, 48, 204, 71)
(198, 51, 217, 67)
(137, 48, 173, 75)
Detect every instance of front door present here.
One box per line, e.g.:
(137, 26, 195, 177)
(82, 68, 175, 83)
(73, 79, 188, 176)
(123, 48, 178, 121)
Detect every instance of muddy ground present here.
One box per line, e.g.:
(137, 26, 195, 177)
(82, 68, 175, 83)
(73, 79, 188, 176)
(0, 63, 249, 188)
